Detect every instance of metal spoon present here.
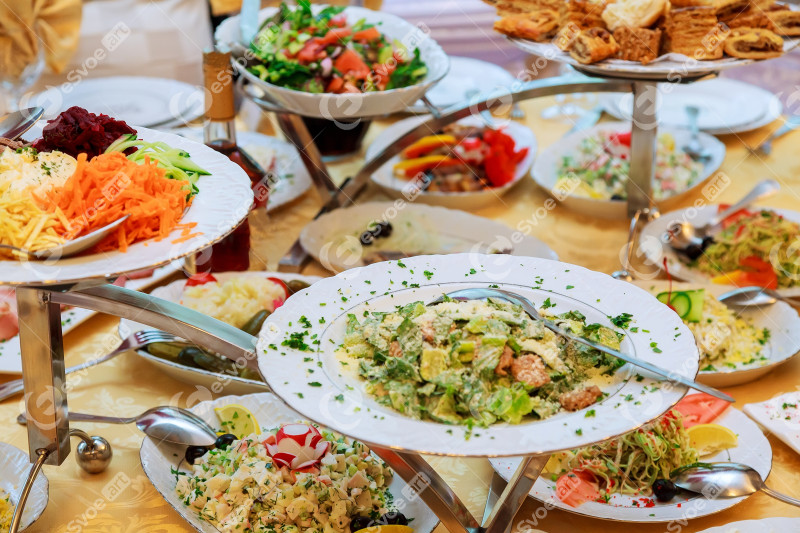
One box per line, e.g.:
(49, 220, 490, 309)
(428, 288, 734, 402)
(672, 462, 800, 507)
(666, 179, 780, 259)
(717, 285, 800, 308)
(682, 106, 712, 163)
(0, 106, 43, 140)
(17, 406, 217, 446)
(0, 215, 129, 259)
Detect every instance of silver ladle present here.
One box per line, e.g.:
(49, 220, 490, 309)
(0, 215, 129, 260)
(665, 179, 780, 260)
(17, 406, 217, 446)
(672, 462, 800, 507)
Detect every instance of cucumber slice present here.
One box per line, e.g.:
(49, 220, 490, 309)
(683, 289, 705, 323)
(656, 289, 705, 323)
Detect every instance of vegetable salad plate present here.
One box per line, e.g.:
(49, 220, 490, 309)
(299, 202, 557, 273)
(215, 4, 449, 119)
(365, 115, 537, 210)
(490, 405, 771, 522)
(0, 127, 253, 285)
(122, 271, 322, 395)
(255, 253, 701, 457)
(633, 281, 800, 387)
(0, 441, 49, 531)
(639, 205, 800, 297)
(532, 122, 725, 220)
(140, 393, 438, 533)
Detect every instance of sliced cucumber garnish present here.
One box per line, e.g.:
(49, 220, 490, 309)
(656, 289, 705, 323)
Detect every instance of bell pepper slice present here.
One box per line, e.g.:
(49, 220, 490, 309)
(711, 255, 778, 289)
(401, 135, 458, 159)
(717, 203, 755, 230)
(393, 155, 462, 178)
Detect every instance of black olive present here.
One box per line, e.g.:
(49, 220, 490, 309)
(215, 433, 237, 450)
(652, 479, 678, 501)
(610, 194, 624, 201)
(350, 516, 374, 531)
(379, 221, 393, 238)
(381, 511, 408, 525)
(185, 445, 209, 464)
(360, 231, 375, 246)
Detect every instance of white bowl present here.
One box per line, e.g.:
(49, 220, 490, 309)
(0, 442, 49, 531)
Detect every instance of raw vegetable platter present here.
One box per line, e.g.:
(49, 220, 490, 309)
(0, 127, 253, 285)
(255, 253, 701, 457)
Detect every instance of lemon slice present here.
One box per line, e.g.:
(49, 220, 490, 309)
(687, 423, 738, 456)
(353, 526, 413, 533)
(214, 404, 260, 439)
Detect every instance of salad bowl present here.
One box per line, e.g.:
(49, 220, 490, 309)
(215, 5, 450, 119)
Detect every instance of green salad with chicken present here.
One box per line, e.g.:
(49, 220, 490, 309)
(339, 298, 626, 427)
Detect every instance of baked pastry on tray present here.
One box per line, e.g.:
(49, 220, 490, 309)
(494, 10, 560, 40)
(665, 6, 726, 59)
(559, 0, 606, 30)
(766, 7, 800, 36)
(613, 27, 663, 63)
(712, 0, 750, 19)
(723, 27, 785, 57)
(569, 27, 621, 63)
(602, 0, 667, 31)
(722, 7, 776, 31)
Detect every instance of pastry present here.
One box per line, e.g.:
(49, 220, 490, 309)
(669, 0, 710, 7)
(721, 7, 776, 31)
(559, 0, 607, 31)
(712, 0, 749, 19)
(766, 7, 800, 36)
(602, 0, 668, 31)
(569, 27, 621, 63)
(613, 27, 663, 63)
(723, 27, 784, 57)
(493, 10, 561, 40)
(554, 21, 585, 49)
(665, 6, 726, 59)
(491, 0, 562, 14)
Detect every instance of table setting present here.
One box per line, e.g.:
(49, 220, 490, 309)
(0, 0, 800, 532)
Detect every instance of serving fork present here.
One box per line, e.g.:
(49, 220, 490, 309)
(0, 329, 180, 402)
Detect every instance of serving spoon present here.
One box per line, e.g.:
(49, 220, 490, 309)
(17, 406, 217, 446)
(428, 288, 733, 402)
(0, 106, 43, 140)
(665, 179, 780, 259)
(671, 462, 800, 507)
(717, 285, 800, 308)
(0, 215, 129, 260)
(682, 106, 713, 163)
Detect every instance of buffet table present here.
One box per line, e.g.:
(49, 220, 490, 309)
(4, 95, 800, 533)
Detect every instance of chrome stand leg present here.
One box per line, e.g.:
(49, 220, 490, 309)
(627, 81, 658, 217)
(482, 455, 548, 533)
(274, 112, 339, 200)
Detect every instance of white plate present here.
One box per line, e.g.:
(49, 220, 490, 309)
(365, 115, 536, 210)
(27, 77, 205, 128)
(531, 122, 726, 220)
(490, 405, 771, 522)
(598, 79, 784, 135)
(299, 202, 558, 272)
(215, 5, 449, 119)
(173, 129, 313, 212)
(0, 441, 49, 531)
(744, 392, 800, 458)
(405, 56, 517, 112)
(0, 262, 181, 375)
(633, 280, 800, 387)
(139, 392, 438, 533)
(0, 127, 253, 285)
(122, 271, 323, 395)
(639, 205, 800, 297)
(698, 517, 800, 533)
(256, 253, 700, 457)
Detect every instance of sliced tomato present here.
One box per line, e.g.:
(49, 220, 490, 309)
(185, 272, 218, 287)
(319, 27, 351, 46)
(609, 131, 632, 147)
(326, 76, 344, 93)
(717, 203, 755, 230)
(267, 277, 291, 301)
(296, 39, 324, 63)
(334, 49, 370, 79)
(556, 469, 600, 507)
(352, 26, 381, 42)
(329, 14, 347, 28)
(673, 393, 730, 428)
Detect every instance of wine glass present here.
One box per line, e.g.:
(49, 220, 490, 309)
(0, 38, 45, 115)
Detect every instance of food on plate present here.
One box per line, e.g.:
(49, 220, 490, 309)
(569, 28, 620, 64)
(601, 0, 667, 31)
(493, 10, 560, 40)
(653, 287, 771, 370)
(672, 392, 730, 428)
(686, 422, 738, 455)
(487, 0, 562, 16)
(0, 489, 12, 530)
(175, 421, 405, 533)
(248, 1, 427, 94)
(722, 27, 784, 58)
(691, 207, 800, 288)
(339, 297, 626, 427)
(392, 123, 529, 192)
(767, 7, 800, 35)
(0, 145, 76, 199)
(560, 0, 606, 31)
(554, 129, 704, 201)
(0, 288, 18, 342)
(613, 27, 662, 64)
(665, 7, 725, 60)
(711, 0, 750, 19)
(215, 404, 261, 439)
(32, 106, 136, 158)
(723, 6, 776, 30)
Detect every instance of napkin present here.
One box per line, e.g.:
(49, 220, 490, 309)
(743, 391, 800, 456)
(0, 0, 82, 78)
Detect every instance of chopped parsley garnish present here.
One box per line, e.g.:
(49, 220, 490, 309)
(610, 312, 633, 329)
(308, 382, 322, 387)
(423, 270, 434, 280)
(584, 409, 595, 418)
(282, 331, 312, 351)
(541, 297, 556, 309)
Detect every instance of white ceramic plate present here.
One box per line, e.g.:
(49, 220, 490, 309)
(173, 129, 313, 212)
(697, 517, 800, 533)
(140, 393, 438, 533)
(216, 5, 449, 119)
(365, 115, 536, 210)
(122, 271, 322, 395)
(0, 441, 49, 531)
(0, 127, 253, 285)
(744, 392, 800, 458)
(633, 280, 800, 387)
(299, 202, 558, 272)
(598, 79, 784, 135)
(639, 205, 800, 297)
(490, 405, 771, 522)
(27, 77, 205, 128)
(405, 56, 517, 113)
(531, 122, 726, 220)
(255, 253, 700, 457)
(0, 262, 181, 375)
